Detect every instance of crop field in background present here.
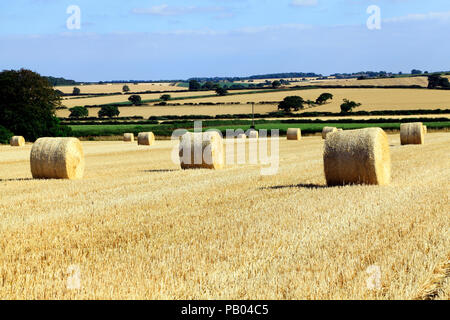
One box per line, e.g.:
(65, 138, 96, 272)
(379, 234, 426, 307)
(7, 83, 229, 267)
(170, 88, 450, 112)
(56, 88, 450, 118)
(55, 82, 184, 94)
(0, 133, 448, 299)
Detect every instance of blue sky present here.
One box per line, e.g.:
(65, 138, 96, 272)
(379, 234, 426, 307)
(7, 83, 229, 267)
(1, 0, 449, 81)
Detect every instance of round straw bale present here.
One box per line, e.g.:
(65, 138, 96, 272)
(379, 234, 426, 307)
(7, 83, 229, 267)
(30, 138, 85, 179)
(236, 133, 246, 140)
(400, 122, 424, 145)
(123, 133, 134, 142)
(322, 127, 338, 139)
(248, 130, 259, 139)
(323, 127, 391, 186)
(10, 136, 25, 147)
(179, 132, 224, 170)
(287, 128, 301, 140)
(138, 132, 155, 146)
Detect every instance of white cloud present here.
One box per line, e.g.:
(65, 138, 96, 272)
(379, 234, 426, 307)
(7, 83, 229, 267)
(132, 4, 225, 16)
(290, 0, 318, 7)
(384, 11, 450, 23)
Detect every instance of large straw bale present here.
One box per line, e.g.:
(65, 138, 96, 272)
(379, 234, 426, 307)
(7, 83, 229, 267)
(400, 122, 424, 145)
(322, 127, 337, 139)
(138, 132, 155, 146)
(30, 138, 85, 179)
(10, 136, 25, 147)
(123, 133, 134, 142)
(323, 128, 391, 186)
(179, 132, 224, 170)
(286, 128, 301, 140)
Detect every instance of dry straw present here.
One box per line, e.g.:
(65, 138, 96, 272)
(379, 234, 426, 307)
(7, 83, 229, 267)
(30, 137, 85, 180)
(179, 132, 224, 170)
(414, 255, 450, 300)
(123, 133, 134, 142)
(138, 132, 155, 146)
(400, 122, 424, 145)
(10, 136, 25, 147)
(323, 127, 391, 186)
(286, 128, 301, 140)
(423, 125, 427, 134)
(236, 133, 246, 140)
(322, 127, 337, 139)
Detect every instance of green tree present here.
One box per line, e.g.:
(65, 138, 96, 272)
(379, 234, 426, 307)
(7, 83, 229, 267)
(272, 80, 281, 88)
(316, 93, 333, 105)
(98, 105, 120, 118)
(123, 85, 130, 93)
(427, 74, 450, 89)
(0, 125, 14, 144)
(340, 99, 361, 113)
(128, 95, 142, 106)
(0, 69, 72, 141)
(160, 94, 171, 101)
(278, 96, 304, 112)
(72, 87, 81, 95)
(69, 106, 89, 118)
(215, 87, 228, 96)
(189, 80, 201, 91)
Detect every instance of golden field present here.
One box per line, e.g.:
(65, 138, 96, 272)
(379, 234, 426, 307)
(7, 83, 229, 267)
(56, 88, 450, 118)
(0, 133, 448, 299)
(171, 89, 450, 112)
(55, 82, 184, 94)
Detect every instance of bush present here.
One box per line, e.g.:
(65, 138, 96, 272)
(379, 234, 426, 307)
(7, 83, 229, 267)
(72, 87, 81, 95)
(123, 85, 130, 92)
(316, 93, 333, 105)
(340, 99, 362, 113)
(128, 95, 142, 106)
(278, 96, 304, 112)
(98, 105, 120, 118)
(160, 94, 171, 101)
(0, 125, 13, 144)
(69, 106, 89, 118)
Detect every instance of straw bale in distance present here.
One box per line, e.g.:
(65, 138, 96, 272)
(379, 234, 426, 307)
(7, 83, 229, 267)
(179, 132, 224, 170)
(400, 122, 424, 145)
(10, 136, 25, 147)
(286, 128, 301, 140)
(30, 137, 85, 179)
(138, 132, 155, 146)
(323, 127, 391, 186)
(123, 133, 134, 142)
(322, 127, 337, 139)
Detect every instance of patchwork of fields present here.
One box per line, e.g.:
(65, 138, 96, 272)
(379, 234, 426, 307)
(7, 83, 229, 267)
(0, 133, 448, 299)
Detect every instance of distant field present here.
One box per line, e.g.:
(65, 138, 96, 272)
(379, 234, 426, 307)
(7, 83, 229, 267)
(143, 88, 450, 112)
(298, 76, 429, 87)
(56, 88, 450, 118)
(55, 82, 184, 94)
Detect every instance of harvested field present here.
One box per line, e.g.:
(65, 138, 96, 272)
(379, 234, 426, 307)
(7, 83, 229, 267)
(0, 132, 448, 299)
(169, 88, 450, 112)
(55, 82, 184, 94)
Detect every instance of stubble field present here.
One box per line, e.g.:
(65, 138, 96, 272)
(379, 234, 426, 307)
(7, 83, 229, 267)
(0, 132, 448, 299)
